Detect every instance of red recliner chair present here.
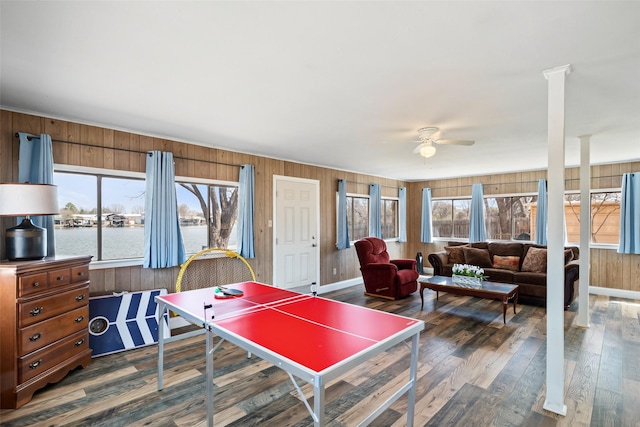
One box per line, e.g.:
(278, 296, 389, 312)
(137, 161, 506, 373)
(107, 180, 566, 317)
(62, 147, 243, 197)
(354, 237, 419, 300)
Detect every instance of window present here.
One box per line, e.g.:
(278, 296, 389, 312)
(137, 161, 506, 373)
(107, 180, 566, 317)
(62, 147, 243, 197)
(434, 190, 621, 245)
(346, 194, 369, 241)
(432, 200, 453, 238)
(485, 196, 537, 241)
(53, 167, 239, 261)
(452, 199, 471, 239)
(381, 198, 398, 239)
(564, 192, 621, 244)
(339, 193, 399, 241)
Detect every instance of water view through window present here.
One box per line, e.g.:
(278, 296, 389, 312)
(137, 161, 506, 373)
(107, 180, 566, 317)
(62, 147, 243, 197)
(53, 171, 238, 260)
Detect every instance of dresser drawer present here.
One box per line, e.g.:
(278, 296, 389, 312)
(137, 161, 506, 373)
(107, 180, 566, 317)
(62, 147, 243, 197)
(18, 272, 49, 297)
(47, 267, 71, 289)
(19, 306, 88, 356)
(71, 265, 90, 284)
(18, 330, 89, 384)
(19, 286, 89, 327)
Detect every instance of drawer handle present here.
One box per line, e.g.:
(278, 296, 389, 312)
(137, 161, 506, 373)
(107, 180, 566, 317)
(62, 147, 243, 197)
(29, 333, 42, 342)
(77, 271, 85, 277)
(29, 360, 42, 369)
(75, 294, 85, 301)
(57, 276, 65, 281)
(75, 338, 85, 346)
(30, 307, 43, 316)
(75, 315, 84, 323)
(33, 281, 40, 287)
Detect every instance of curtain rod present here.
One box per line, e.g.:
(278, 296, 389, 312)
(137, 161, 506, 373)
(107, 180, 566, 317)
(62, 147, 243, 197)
(15, 133, 241, 168)
(341, 179, 402, 191)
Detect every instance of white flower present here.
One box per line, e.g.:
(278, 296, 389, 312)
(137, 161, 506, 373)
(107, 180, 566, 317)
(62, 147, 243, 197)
(452, 263, 485, 278)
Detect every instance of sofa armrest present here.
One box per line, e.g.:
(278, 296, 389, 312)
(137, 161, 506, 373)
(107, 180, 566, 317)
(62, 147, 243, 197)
(564, 260, 580, 307)
(427, 252, 449, 276)
(391, 258, 416, 271)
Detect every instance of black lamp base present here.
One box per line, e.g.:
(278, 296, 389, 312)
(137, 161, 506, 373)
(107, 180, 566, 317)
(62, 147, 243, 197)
(6, 218, 47, 261)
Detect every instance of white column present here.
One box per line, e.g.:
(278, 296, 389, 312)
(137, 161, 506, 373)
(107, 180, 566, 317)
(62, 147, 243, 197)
(542, 64, 571, 416)
(577, 135, 591, 328)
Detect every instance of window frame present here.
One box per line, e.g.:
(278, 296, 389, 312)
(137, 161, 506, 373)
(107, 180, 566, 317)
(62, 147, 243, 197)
(53, 164, 239, 269)
(335, 191, 400, 244)
(431, 188, 621, 249)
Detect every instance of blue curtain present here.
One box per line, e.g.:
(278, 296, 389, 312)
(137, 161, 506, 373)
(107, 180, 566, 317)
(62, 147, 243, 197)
(469, 183, 486, 242)
(237, 164, 255, 258)
(369, 184, 382, 238)
(18, 133, 56, 256)
(618, 172, 639, 254)
(336, 179, 350, 249)
(398, 187, 407, 242)
(421, 188, 433, 243)
(143, 151, 186, 268)
(536, 179, 548, 244)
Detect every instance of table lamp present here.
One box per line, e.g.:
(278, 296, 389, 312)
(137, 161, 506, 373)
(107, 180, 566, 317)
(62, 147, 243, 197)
(0, 183, 59, 261)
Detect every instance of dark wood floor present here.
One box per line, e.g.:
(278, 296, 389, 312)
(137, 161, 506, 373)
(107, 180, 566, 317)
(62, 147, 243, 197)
(2, 285, 639, 426)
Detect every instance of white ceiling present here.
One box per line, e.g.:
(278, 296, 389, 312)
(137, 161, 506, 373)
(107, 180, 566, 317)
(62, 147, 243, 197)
(2, 1, 639, 181)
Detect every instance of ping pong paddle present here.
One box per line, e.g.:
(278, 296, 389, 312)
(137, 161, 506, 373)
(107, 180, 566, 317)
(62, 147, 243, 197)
(214, 286, 244, 298)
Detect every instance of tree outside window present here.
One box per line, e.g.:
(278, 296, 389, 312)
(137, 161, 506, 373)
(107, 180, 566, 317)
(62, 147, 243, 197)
(346, 195, 368, 241)
(381, 198, 398, 239)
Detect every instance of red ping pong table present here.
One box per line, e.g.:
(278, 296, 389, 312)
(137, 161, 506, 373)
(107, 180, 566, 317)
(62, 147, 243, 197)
(156, 282, 424, 426)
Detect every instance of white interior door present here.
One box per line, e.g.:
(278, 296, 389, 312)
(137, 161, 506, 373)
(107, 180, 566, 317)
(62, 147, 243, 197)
(273, 176, 319, 289)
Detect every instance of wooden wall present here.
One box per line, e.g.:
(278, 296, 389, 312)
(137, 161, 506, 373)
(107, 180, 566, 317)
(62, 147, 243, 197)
(0, 110, 406, 294)
(406, 163, 640, 293)
(2, 109, 638, 294)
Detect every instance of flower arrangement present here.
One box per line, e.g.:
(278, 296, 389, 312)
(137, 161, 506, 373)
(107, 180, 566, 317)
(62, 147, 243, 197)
(452, 263, 486, 279)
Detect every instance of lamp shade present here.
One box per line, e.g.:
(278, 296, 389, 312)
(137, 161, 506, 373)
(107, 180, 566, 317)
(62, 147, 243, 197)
(0, 183, 59, 216)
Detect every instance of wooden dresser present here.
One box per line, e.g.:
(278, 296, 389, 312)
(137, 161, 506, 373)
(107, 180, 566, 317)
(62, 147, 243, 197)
(0, 256, 93, 409)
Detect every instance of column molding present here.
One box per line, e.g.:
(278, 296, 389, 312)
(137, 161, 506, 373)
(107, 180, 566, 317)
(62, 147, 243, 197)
(542, 63, 571, 417)
(577, 135, 591, 328)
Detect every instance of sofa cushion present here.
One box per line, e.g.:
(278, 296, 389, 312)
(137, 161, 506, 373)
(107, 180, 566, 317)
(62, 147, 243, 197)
(445, 245, 467, 264)
(492, 255, 520, 272)
(488, 242, 524, 259)
(483, 267, 515, 283)
(521, 247, 547, 273)
(462, 247, 492, 268)
(513, 271, 547, 287)
(469, 242, 489, 250)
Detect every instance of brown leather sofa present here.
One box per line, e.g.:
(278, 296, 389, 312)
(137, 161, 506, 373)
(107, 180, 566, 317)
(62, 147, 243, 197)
(427, 241, 580, 309)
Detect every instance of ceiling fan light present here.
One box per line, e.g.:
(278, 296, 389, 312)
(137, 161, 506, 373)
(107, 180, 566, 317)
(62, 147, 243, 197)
(419, 145, 436, 158)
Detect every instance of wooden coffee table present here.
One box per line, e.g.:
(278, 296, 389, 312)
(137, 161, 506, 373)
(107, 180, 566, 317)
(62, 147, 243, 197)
(419, 275, 518, 324)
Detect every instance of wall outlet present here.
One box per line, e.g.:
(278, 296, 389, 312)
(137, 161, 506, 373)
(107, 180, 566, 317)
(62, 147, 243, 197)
(333, 267, 337, 275)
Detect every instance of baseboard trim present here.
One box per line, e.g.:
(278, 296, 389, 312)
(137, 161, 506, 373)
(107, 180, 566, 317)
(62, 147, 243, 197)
(589, 286, 640, 300)
(316, 278, 363, 294)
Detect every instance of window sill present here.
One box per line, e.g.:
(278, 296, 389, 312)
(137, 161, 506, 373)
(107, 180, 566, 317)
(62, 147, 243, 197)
(89, 258, 144, 270)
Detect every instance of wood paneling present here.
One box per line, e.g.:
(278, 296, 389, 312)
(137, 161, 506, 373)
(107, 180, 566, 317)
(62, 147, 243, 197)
(1, 110, 638, 294)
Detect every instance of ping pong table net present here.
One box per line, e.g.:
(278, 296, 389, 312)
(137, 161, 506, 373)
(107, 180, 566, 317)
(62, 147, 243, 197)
(175, 248, 256, 293)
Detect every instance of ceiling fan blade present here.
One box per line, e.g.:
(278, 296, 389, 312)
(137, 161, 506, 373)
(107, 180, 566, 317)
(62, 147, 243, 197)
(434, 139, 475, 146)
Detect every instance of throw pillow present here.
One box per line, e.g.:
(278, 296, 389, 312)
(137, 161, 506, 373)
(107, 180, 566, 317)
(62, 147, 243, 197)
(445, 246, 466, 264)
(521, 247, 547, 273)
(462, 247, 492, 268)
(492, 255, 520, 272)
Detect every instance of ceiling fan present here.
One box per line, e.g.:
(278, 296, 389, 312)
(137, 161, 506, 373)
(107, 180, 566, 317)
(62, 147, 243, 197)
(412, 127, 475, 158)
